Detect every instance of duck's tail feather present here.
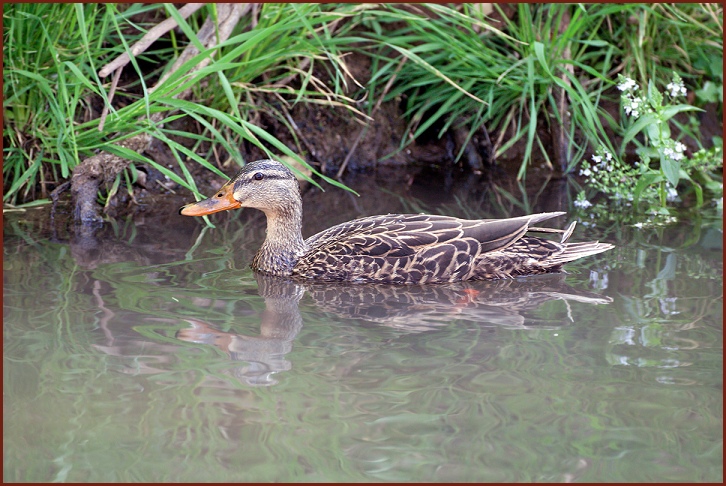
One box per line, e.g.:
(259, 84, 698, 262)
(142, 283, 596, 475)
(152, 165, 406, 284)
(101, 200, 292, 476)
(527, 219, 576, 243)
(549, 241, 615, 266)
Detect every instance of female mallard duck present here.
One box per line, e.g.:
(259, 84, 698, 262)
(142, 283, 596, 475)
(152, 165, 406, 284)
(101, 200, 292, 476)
(180, 159, 613, 284)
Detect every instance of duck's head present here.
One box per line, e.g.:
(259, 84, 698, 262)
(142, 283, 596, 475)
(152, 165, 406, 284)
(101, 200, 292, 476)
(179, 159, 301, 217)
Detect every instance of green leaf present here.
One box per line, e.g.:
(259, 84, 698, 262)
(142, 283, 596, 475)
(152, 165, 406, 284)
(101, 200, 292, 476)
(678, 170, 704, 207)
(647, 80, 663, 110)
(573, 39, 610, 47)
(3, 154, 43, 202)
(633, 172, 663, 205)
(8, 199, 52, 209)
(621, 113, 659, 150)
(164, 3, 206, 52)
(695, 81, 722, 104)
(660, 104, 702, 121)
(517, 57, 537, 180)
(63, 61, 101, 95)
(533, 41, 554, 78)
(660, 157, 681, 187)
(648, 119, 671, 141)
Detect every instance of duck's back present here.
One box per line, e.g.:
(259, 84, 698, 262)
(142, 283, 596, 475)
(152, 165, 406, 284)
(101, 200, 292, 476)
(293, 213, 575, 284)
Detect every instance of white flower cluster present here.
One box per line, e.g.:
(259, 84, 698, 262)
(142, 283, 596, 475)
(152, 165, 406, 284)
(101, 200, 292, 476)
(580, 148, 613, 177)
(623, 96, 643, 118)
(589, 149, 614, 172)
(574, 198, 592, 209)
(577, 148, 616, 212)
(663, 141, 687, 161)
(617, 77, 638, 92)
(666, 77, 687, 98)
(617, 77, 646, 119)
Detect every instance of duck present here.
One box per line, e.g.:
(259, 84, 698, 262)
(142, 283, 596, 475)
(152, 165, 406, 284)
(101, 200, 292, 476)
(180, 159, 614, 284)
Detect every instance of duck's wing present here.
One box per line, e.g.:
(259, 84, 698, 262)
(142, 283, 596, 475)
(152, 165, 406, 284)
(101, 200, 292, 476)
(296, 212, 566, 283)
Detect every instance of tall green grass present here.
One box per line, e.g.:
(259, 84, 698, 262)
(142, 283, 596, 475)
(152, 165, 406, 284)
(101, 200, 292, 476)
(3, 3, 364, 206)
(351, 4, 721, 179)
(3, 3, 722, 207)
(345, 4, 622, 178)
(4, 4, 135, 204)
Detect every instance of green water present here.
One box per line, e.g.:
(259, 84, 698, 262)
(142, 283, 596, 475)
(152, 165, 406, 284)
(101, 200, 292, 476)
(3, 184, 722, 482)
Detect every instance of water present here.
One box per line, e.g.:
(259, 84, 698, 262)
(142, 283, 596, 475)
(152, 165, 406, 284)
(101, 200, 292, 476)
(3, 174, 723, 482)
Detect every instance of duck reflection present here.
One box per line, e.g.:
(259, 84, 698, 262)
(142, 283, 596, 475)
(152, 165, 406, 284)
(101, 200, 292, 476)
(174, 273, 611, 385)
(175, 276, 305, 386)
(303, 274, 612, 331)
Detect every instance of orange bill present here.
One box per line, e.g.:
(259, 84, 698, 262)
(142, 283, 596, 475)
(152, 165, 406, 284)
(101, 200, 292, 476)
(179, 182, 241, 216)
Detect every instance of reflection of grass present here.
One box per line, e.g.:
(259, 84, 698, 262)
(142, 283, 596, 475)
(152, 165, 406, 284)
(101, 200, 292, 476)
(379, 176, 560, 220)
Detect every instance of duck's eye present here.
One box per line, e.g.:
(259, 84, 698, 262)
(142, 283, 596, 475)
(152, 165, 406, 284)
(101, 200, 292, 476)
(253, 172, 264, 181)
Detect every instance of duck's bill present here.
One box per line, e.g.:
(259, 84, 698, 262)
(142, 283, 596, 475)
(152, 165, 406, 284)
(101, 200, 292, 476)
(179, 183, 241, 216)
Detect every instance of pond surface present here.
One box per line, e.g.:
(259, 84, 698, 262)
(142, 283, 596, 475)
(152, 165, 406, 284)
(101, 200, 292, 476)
(3, 171, 723, 482)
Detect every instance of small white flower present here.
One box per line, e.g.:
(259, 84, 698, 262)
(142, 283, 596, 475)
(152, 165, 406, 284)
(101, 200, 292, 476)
(667, 81, 687, 97)
(574, 198, 593, 209)
(580, 167, 592, 177)
(663, 145, 685, 161)
(666, 187, 679, 202)
(605, 151, 613, 161)
(592, 154, 602, 163)
(618, 77, 637, 92)
(623, 96, 643, 118)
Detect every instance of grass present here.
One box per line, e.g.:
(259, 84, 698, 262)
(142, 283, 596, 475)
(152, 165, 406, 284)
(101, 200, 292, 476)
(3, 3, 722, 212)
(3, 3, 365, 206)
(346, 4, 622, 176)
(353, 4, 721, 179)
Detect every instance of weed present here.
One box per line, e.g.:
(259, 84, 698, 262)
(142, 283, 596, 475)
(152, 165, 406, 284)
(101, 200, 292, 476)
(575, 73, 722, 227)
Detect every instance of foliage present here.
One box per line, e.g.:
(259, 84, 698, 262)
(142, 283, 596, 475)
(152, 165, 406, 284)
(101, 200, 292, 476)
(574, 73, 723, 226)
(353, 4, 619, 178)
(350, 4, 721, 183)
(598, 3, 723, 107)
(3, 3, 141, 204)
(3, 3, 364, 206)
(2, 3, 723, 211)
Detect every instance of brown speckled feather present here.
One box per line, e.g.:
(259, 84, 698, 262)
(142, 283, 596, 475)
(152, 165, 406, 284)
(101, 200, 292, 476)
(293, 212, 608, 284)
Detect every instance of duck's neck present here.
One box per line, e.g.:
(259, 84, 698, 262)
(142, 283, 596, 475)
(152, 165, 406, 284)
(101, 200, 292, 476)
(252, 202, 306, 277)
